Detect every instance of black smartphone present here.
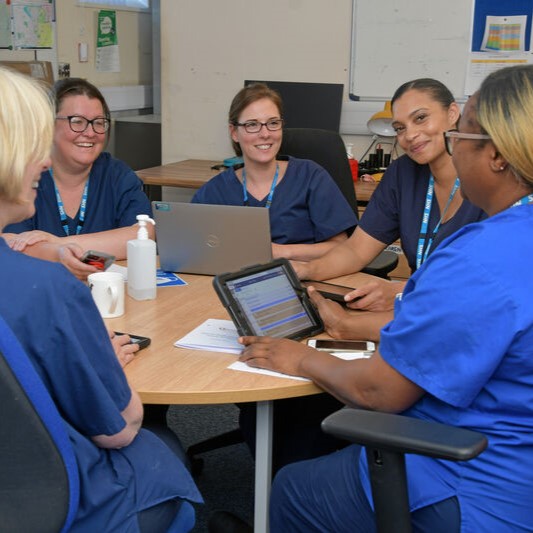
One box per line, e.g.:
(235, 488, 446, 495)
(114, 332, 151, 350)
(81, 250, 115, 271)
(301, 280, 357, 303)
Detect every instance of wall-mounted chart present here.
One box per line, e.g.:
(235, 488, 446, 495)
(0, 0, 55, 50)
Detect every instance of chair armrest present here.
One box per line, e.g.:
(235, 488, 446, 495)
(322, 407, 487, 462)
(362, 251, 399, 279)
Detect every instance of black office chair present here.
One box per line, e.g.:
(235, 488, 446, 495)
(279, 127, 398, 278)
(0, 315, 79, 533)
(321, 407, 488, 533)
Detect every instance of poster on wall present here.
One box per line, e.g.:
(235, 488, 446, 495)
(465, 0, 533, 95)
(96, 9, 121, 73)
(1, 0, 55, 49)
(0, 1, 11, 48)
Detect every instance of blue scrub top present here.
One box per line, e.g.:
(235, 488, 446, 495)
(368, 205, 533, 530)
(192, 156, 357, 244)
(5, 152, 152, 236)
(359, 155, 486, 273)
(0, 240, 201, 531)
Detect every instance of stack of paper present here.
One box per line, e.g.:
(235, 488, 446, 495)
(174, 318, 242, 354)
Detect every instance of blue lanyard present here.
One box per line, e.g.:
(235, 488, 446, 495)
(242, 163, 279, 208)
(416, 175, 460, 269)
(512, 194, 533, 207)
(50, 169, 89, 236)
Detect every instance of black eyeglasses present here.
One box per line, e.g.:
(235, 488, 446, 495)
(443, 129, 491, 156)
(234, 118, 284, 134)
(56, 115, 111, 134)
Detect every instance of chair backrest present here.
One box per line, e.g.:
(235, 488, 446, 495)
(0, 315, 79, 533)
(279, 127, 359, 218)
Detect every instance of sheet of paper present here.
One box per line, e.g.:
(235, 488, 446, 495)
(107, 264, 127, 278)
(156, 270, 187, 287)
(107, 265, 187, 287)
(228, 361, 310, 381)
(330, 352, 372, 361)
(175, 317, 371, 378)
(227, 349, 370, 380)
(174, 318, 243, 354)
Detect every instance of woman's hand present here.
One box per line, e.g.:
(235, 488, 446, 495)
(239, 335, 315, 377)
(58, 244, 99, 280)
(343, 279, 405, 312)
(5, 230, 58, 251)
(307, 287, 354, 339)
(109, 331, 139, 368)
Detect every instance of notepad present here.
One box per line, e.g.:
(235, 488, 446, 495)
(174, 319, 242, 354)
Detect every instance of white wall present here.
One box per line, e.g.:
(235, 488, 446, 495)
(160, 0, 375, 164)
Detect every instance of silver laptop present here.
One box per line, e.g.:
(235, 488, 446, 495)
(153, 201, 273, 275)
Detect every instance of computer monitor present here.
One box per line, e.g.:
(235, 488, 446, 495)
(244, 80, 343, 132)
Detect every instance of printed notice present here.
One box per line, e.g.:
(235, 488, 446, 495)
(96, 10, 120, 72)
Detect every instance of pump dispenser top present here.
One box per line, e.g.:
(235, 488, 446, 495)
(127, 214, 157, 300)
(136, 214, 154, 240)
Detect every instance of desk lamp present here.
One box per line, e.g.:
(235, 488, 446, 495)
(359, 101, 396, 164)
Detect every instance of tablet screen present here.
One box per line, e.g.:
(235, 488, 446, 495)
(213, 260, 322, 338)
(225, 264, 315, 338)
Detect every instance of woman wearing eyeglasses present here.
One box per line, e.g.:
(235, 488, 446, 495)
(191, 83, 357, 261)
(3, 77, 152, 279)
(294, 78, 486, 322)
(243, 64, 533, 533)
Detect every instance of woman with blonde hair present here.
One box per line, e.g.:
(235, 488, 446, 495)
(0, 66, 201, 532)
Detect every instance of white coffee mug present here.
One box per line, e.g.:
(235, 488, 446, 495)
(88, 271, 125, 318)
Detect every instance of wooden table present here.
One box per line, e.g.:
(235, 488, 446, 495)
(106, 270, 373, 532)
(354, 179, 378, 203)
(137, 158, 378, 203)
(137, 159, 221, 190)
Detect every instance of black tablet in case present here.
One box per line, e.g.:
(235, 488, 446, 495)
(213, 258, 323, 340)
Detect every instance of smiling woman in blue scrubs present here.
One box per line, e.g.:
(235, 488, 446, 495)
(3, 77, 153, 280)
(0, 66, 201, 532)
(192, 83, 357, 262)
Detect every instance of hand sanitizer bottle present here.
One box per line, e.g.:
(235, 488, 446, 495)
(127, 214, 156, 300)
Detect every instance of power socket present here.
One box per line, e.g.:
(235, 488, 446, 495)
(78, 42, 89, 62)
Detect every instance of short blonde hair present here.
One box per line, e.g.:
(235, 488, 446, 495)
(0, 66, 54, 201)
(477, 65, 533, 188)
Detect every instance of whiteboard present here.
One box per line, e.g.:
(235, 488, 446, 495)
(350, 0, 474, 101)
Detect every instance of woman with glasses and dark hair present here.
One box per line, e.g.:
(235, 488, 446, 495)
(191, 83, 357, 261)
(294, 78, 486, 323)
(3, 77, 152, 279)
(241, 64, 533, 532)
